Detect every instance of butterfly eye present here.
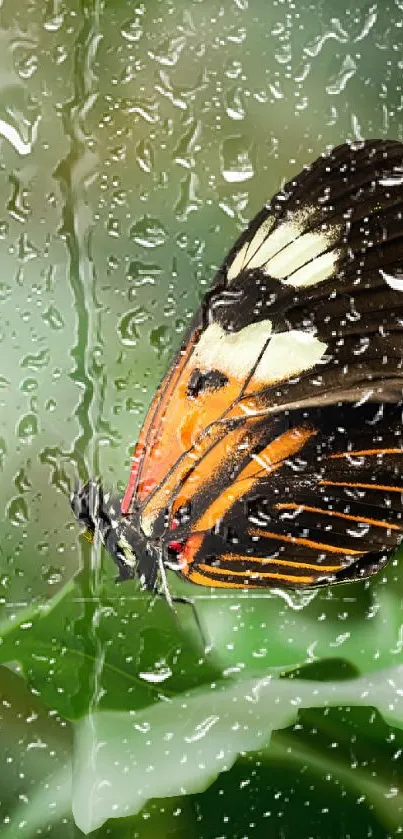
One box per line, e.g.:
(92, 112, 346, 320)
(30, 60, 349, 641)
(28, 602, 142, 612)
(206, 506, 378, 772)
(187, 368, 229, 399)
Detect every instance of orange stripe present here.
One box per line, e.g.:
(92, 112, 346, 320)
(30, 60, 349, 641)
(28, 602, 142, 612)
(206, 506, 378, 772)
(250, 527, 364, 555)
(187, 569, 264, 588)
(197, 564, 316, 584)
(319, 480, 403, 493)
(194, 427, 316, 533)
(218, 552, 342, 572)
(122, 327, 201, 513)
(179, 533, 204, 577)
(175, 426, 316, 570)
(276, 502, 402, 531)
(140, 418, 261, 537)
(330, 448, 403, 459)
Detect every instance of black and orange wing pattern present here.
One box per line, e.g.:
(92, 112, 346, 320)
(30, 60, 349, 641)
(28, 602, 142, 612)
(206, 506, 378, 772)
(72, 140, 403, 590)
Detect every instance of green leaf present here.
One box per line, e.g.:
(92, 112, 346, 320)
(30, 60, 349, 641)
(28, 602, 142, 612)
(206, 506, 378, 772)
(0, 666, 73, 838)
(0, 572, 222, 719)
(72, 662, 403, 833)
(2, 548, 403, 722)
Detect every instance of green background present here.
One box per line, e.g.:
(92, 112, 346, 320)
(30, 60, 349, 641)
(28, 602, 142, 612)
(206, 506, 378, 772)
(1, 0, 403, 835)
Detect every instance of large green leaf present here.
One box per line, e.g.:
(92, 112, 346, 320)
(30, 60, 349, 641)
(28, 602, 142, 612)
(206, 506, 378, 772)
(1, 548, 403, 722)
(71, 663, 403, 833)
(0, 571, 223, 719)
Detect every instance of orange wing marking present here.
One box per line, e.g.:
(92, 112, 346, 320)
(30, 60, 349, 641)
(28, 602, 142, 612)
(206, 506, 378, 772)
(141, 416, 262, 537)
(177, 426, 316, 574)
(190, 565, 316, 586)
(194, 427, 316, 533)
(217, 552, 342, 572)
(276, 502, 402, 531)
(250, 527, 365, 555)
(122, 326, 201, 514)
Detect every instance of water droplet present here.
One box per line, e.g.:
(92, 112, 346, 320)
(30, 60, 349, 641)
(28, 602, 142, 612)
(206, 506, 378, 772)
(0, 221, 8, 240)
(139, 666, 172, 683)
(0, 437, 6, 470)
(225, 59, 243, 79)
(121, 16, 144, 43)
(304, 20, 348, 57)
(42, 305, 64, 330)
(17, 413, 38, 441)
(106, 217, 121, 238)
(14, 49, 38, 80)
(136, 138, 154, 173)
(43, 0, 65, 31)
(20, 378, 38, 393)
(221, 136, 255, 183)
(109, 145, 126, 163)
(118, 310, 144, 346)
(15, 468, 31, 493)
(185, 715, 220, 743)
(354, 5, 377, 42)
(175, 172, 200, 220)
(148, 35, 186, 67)
(8, 174, 30, 222)
(21, 349, 49, 370)
(0, 86, 41, 156)
(42, 567, 63, 585)
(0, 283, 11, 302)
(226, 26, 246, 44)
(225, 86, 245, 121)
(326, 55, 357, 95)
(150, 325, 171, 357)
(130, 216, 167, 248)
(18, 233, 39, 262)
(7, 496, 29, 526)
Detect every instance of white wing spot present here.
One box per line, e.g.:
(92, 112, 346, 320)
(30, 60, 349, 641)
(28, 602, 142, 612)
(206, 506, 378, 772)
(227, 202, 343, 289)
(243, 215, 274, 264)
(283, 247, 341, 288)
(247, 221, 300, 271)
(227, 240, 249, 281)
(192, 320, 273, 380)
(191, 320, 326, 386)
(252, 330, 327, 384)
(265, 227, 341, 280)
(380, 268, 403, 292)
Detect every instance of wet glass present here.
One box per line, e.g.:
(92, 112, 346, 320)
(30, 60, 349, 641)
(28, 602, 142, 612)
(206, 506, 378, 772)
(1, 0, 403, 836)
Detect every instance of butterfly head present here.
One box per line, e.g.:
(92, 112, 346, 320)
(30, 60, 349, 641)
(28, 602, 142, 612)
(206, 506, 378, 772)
(70, 480, 158, 588)
(70, 481, 137, 581)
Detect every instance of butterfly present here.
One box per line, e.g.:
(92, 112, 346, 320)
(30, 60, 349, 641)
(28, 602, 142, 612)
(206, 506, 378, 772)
(71, 139, 403, 601)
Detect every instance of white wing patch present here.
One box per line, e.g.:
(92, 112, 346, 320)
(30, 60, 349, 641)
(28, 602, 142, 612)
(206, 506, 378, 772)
(227, 240, 249, 282)
(284, 248, 341, 289)
(227, 207, 343, 289)
(380, 267, 403, 292)
(192, 320, 273, 380)
(245, 216, 275, 263)
(191, 320, 326, 385)
(252, 330, 327, 384)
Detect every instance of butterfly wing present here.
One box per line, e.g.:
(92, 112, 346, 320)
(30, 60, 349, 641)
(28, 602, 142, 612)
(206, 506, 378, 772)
(169, 401, 403, 588)
(123, 139, 403, 588)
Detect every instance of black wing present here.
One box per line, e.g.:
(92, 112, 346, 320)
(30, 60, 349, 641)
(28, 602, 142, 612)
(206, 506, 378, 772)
(145, 140, 403, 588)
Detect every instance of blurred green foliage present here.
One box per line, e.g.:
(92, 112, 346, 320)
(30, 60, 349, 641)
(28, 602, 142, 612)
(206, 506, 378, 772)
(1, 0, 403, 835)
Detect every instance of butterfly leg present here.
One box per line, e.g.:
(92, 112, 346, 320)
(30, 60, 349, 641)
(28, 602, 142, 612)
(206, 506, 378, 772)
(170, 593, 211, 654)
(154, 544, 211, 651)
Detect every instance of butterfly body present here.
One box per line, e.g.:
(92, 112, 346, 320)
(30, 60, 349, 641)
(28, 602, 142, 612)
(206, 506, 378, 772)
(72, 140, 403, 592)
